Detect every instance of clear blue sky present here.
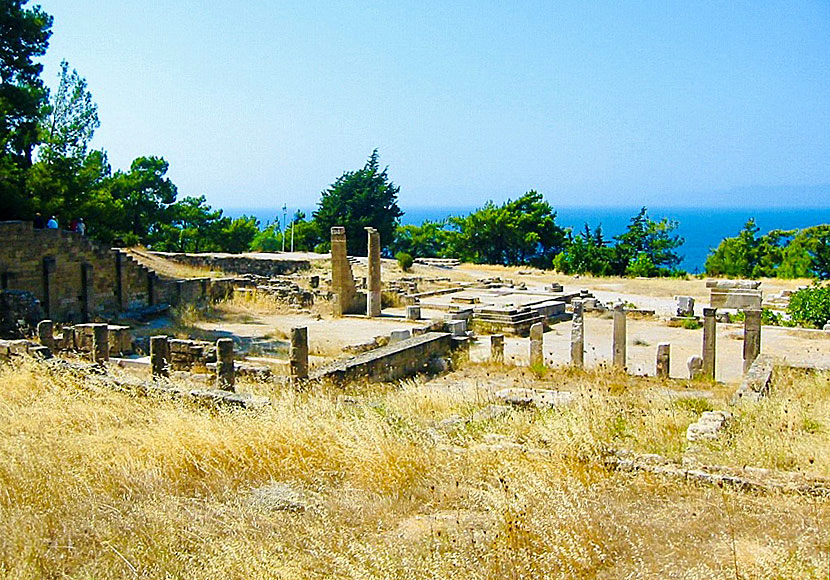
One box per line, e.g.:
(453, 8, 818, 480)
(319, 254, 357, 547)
(36, 1, 830, 209)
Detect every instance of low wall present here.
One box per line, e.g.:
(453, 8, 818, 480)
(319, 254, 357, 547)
(314, 332, 453, 383)
(150, 252, 313, 277)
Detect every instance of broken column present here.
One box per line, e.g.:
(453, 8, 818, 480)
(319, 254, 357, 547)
(330, 226, 358, 317)
(702, 307, 717, 380)
(570, 299, 584, 367)
(366, 227, 382, 317)
(688, 355, 704, 380)
(216, 338, 235, 391)
(656, 343, 671, 378)
(91, 323, 109, 363)
(289, 326, 309, 380)
(529, 322, 544, 367)
(612, 304, 626, 369)
(37, 319, 54, 351)
(150, 335, 170, 378)
(491, 334, 504, 363)
(742, 309, 762, 373)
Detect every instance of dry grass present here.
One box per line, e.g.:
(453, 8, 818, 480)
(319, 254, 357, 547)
(0, 359, 828, 579)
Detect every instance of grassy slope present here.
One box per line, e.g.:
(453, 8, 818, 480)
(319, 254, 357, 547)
(0, 360, 828, 579)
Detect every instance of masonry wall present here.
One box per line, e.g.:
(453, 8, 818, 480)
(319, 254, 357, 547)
(0, 221, 157, 322)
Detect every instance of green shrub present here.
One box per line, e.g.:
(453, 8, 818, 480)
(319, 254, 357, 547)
(395, 251, 414, 272)
(681, 318, 702, 330)
(787, 284, 830, 328)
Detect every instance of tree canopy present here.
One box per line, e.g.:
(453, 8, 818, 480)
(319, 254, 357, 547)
(313, 149, 403, 256)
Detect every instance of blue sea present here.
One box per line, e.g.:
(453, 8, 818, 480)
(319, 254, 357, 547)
(225, 205, 830, 273)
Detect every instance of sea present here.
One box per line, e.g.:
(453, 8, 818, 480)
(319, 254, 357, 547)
(225, 205, 830, 274)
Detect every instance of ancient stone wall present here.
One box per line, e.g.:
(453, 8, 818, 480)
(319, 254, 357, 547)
(0, 221, 237, 323)
(149, 252, 312, 277)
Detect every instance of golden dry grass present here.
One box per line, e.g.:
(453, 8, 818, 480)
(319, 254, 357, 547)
(126, 247, 225, 279)
(0, 359, 828, 579)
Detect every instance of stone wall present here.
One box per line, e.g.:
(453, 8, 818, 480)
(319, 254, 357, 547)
(150, 252, 312, 277)
(314, 332, 453, 383)
(0, 221, 237, 323)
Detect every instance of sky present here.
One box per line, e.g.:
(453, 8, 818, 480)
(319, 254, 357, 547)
(35, 1, 830, 210)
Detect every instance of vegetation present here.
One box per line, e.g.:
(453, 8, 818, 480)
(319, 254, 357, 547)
(0, 359, 827, 578)
(313, 149, 403, 256)
(553, 207, 684, 277)
(395, 251, 413, 271)
(787, 284, 830, 328)
(705, 220, 830, 280)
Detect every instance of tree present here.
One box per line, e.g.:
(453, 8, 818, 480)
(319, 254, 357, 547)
(0, 0, 53, 218)
(612, 207, 683, 276)
(26, 61, 100, 221)
(313, 149, 403, 255)
(808, 227, 830, 280)
(553, 224, 613, 275)
(447, 191, 567, 267)
(41, 60, 99, 161)
(705, 219, 761, 278)
(108, 156, 178, 240)
(389, 220, 453, 258)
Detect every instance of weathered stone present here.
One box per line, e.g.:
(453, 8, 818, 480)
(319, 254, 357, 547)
(216, 338, 235, 391)
(490, 334, 504, 363)
(656, 343, 670, 378)
(612, 304, 626, 369)
(289, 326, 309, 379)
(675, 295, 695, 317)
(529, 322, 544, 366)
(405, 305, 421, 320)
(687, 354, 704, 379)
(365, 227, 382, 317)
(330, 226, 363, 316)
(686, 411, 731, 442)
(91, 323, 109, 363)
(446, 320, 467, 337)
(742, 309, 761, 373)
(570, 299, 584, 367)
(389, 328, 412, 344)
(706, 279, 761, 290)
(37, 319, 54, 350)
(495, 388, 576, 408)
(314, 332, 453, 383)
(150, 335, 170, 377)
(733, 354, 774, 403)
(702, 307, 716, 380)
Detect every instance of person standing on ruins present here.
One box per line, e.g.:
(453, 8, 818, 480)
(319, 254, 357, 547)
(46, 216, 58, 229)
(33, 213, 44, 229)
(76, 218, 86, 236)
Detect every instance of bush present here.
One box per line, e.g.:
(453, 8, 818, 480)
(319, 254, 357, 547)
(787, 284, 830, 328)
(395, 251, 414, 272)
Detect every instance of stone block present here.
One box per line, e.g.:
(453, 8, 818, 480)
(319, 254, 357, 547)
(446, 320, 467, 337)
(687, 355, 704, 379)
(389, 329, 412, 344)
(675, 296, 694, 317)
(406, 305, 421, 320)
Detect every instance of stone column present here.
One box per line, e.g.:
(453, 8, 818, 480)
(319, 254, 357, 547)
(37, 319, 54, 351)
(91, 323, 109, 363)
(406, 305, 421, 320)
(150, 335, 170, 378)
(612, 304, 627, 369)
(656, 343, 670, 378)
(81, 263, 94, 322)
(289, 326, 309, 380)
(330, 226, 351, 317)
(491, 334, 504, 363)
(147, 272, 156, 306)
(216, 338, 235, 391)
(529, 323, 544, 367)
(742, 309, 762, 373)
(366, 227, 382, 317)
(702, 307, 717, 380)
(570, 299, 584, 367)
